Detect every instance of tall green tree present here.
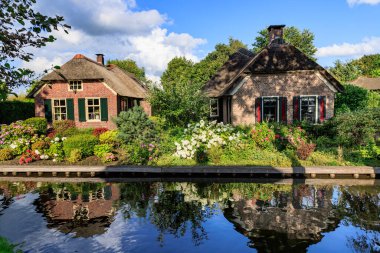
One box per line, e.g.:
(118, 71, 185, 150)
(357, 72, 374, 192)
(328, 60, 361, 83)
(160, 57, 194, 90)
(107, 59, 146, 83)
(351, 54, 380, 77)
(192, 37, 247, 85)
(252, 26, 317, 60)
(1, 0, 70, 88)
(148, 81, 208, 127)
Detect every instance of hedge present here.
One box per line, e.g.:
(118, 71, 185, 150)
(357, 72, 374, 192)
(0, 100, 35, 124)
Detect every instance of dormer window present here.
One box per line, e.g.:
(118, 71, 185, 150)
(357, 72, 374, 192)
(69, 80, 83, 91)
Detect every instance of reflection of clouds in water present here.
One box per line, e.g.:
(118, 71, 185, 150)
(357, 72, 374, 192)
(93, 211, 127, 252)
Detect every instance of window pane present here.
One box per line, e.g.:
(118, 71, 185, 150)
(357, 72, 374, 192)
(263, 98, 277, 122)
(301, 96, 316, 123)
(88, 99, 93, 105)
(94, 99, 99, 105)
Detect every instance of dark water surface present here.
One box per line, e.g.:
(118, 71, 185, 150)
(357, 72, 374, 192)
(0, 179, 379, 253)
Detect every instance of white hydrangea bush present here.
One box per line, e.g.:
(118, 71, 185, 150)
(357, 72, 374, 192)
(174, 120, 244, 159)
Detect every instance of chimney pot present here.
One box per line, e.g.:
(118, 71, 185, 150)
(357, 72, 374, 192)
(96, 53, 104, 65)
(267, 25, 286, 45)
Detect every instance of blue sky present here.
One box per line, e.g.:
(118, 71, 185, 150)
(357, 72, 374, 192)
(21, 0, 380, 84)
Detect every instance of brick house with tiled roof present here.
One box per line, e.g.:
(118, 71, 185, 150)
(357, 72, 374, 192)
(27, 54, 151, 129)
(203, 25, 344, 125)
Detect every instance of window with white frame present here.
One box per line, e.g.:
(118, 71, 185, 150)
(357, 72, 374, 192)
(86, 98, 101, 120)
(300, 96, 317, 123)
(262, 97, 278, 122)
(53, 99, 67, 121)
(69, 80, 82, 91)
(210, 98, 219, 117)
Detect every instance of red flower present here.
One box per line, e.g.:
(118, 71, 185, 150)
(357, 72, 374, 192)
(275, 134, 280, 139)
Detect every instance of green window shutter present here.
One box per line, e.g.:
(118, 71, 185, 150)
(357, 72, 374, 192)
(100, 98, 108, 121)
(66, 98, 74, 120)
(44, 99, 52, 123)
(78, 98, 86, 122)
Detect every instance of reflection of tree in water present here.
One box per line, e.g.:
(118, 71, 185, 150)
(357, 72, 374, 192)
(222, 184, 339, 253)
(150, 189, 214, 247)
(119, 182, 154, 219)
(335, 186, 380, 253)
(0, 181, 38, 216)
(33, 183, 120, 238)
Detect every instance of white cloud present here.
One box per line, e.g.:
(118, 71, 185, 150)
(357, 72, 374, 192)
(316, 37, 380, 58)
(347, 0, 380, 6)
(127, 28, 206, 77)
(23, 0, 206, 82)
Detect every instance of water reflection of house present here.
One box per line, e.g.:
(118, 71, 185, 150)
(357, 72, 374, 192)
(224, 185, 339, 253)
(34, 184, 120, 238)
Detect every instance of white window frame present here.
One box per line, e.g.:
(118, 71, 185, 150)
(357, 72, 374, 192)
(85, 97, 101, 122)
(299, 95, 319, 124)
(210, 98, 219, 117)
(68, 80, 83, 91)
(261, 96, 280, 123)
(52, 98, 67, 121)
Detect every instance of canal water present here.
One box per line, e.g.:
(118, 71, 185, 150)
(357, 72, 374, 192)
(0, 180, 379, 253)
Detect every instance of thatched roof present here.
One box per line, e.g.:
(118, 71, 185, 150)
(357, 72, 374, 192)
(27, 54, 147, 98)
(203, 44, 344, 97)
(350, 76, 380, 91)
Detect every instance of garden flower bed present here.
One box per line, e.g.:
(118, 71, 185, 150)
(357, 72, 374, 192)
(0, 107, 379, 168)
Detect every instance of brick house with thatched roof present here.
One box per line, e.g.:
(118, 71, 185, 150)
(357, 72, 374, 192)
(351, 76, 380, 92)
(27, 54, 151, 129)
(203, 25, 344, 125)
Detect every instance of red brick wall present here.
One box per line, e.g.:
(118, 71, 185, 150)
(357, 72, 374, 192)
(35, 80, 118, 129)
(231, 71, 336, 125)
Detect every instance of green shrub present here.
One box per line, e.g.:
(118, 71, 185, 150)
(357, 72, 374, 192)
(114, 106, 158, 144)
(24, 117, 48, 135)
(123, 143, 159, 165)
(31, 140, 50, 152)
(67, 149, 82, 163)
(208, 146, 223, 164)
(335, 84, 370, 114)
(94, 144, 113, 158)
(53, 120, 76, 135)
(63, 134, 99, 158)
(333, 108, 379, 147)
(99, 130, 119, 146)
(48, 143, 65, 162)
(62, 127, 79, 137)
(0, 148, 14, 161)
(0, 100, 35, 124)
(316, 136, 337, 149)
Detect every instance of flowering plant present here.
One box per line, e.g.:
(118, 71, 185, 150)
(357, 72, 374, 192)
(0, 121, 35, 147)
(251, 123, 275, 149)
(19, 150, 40, 165)
(102, 153, 118, 163)
(126, 143, 159, 165)
(174, 120, 243, 159)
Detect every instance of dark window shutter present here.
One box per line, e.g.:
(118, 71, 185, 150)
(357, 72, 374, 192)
(100, 98, 108, 121)
(44, 99, 52, 123)
(66, 98, 74, 120)
(78, 98, 86, 122)
(255, 97, 262, 123)
(318, 96, 326, 123)
(293, 96, 300, 123)
(279, 97, 288, 124)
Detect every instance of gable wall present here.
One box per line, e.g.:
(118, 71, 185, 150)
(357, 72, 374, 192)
(231, 71, 336, 125)
(34, 81, 118, 129)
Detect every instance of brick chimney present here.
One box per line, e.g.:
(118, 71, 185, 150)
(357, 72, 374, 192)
(268, 25, 285, 45)
(95, 54, 104, 65)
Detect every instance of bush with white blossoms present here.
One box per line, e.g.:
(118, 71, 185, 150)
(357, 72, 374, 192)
(174, 120, 244, 159)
